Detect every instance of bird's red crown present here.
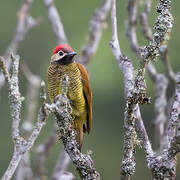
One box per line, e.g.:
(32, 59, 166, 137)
(52, 44, 74, 55)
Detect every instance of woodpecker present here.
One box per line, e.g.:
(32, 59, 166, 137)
(47, 44, 92, 150)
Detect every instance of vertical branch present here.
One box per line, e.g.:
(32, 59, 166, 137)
(139, 0, 173, 151)
(134, 0, 178, 179)
(21, 63, 41, 132)
(15, 64, 41, 180)
(126, 0, 139, 54)
(166, 72, 180, 149)
(127, 0, 174, 152)
(78, 0, 111, 66)
(34, 128, 57, 180)
(52, 150, 74, 180)
(15, 154, 33, 180)
(110, 0, 137, 179)
(159, 45, 176, 81)
(133, 0, 174, 157)
(154, 74, 168, 150)
(0, 56, 48, 180)
(168, 73, 180, 156)
(0, 54, 23, 180)
(139, 0, 153, 41)
(110, 0, 175, 179)
(8, 54, 21, 140)
(43, 0, 67, 44)
(110, 0, 153, 178)
(52, 76, 100, 179)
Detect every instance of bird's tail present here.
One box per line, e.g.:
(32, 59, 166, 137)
(76, 124, 83, 151)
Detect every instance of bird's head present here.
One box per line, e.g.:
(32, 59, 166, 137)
(51, 44, 77, 65)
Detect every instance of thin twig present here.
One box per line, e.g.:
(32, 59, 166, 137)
(159, 45, 176, 81)
(139, 0, 176, 83)
(34, 127, 57, 180)
(0, 0, 39, 91)
(78, 0, 111, 66)
(53, 150, 74, 180)
(15, 153, 33, 180)
(154, 74, 168, 150)
(21, 63, 41, 135)
(15, 64, 41, 180)
(139, 0, 153, 41)
(43, 0, 67, 44)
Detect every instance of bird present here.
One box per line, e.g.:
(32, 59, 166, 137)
(47, 44, 92, 150)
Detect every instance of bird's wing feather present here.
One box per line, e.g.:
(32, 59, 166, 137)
(76, 63, 92, 134)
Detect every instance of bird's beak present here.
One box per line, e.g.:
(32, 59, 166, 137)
(67, 52, 77, 58)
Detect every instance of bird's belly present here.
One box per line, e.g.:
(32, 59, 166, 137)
(57, 75, 86, 116)
(68, 83, 86, 115)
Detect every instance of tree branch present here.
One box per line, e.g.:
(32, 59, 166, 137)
(159, 45, 176, 81)
(110, 0, 175, 179)
(139, 0, 153, 41)
(166, 72, 180, 151)
(146, 72, 180, 180)
(110, 0, 136, 179)
(0, 0, 39, 91)
(49, 76, 100, 179)
(154, 74, 168, 150)
(15, 63, 41, 180)
(126, 0, 171, 153)
(34, 127, 57, 179)
(43, 0, 67, 44)
(78, 0, 111, 66)
(0, 56, 47, 180)
(52, 150, 74, 180)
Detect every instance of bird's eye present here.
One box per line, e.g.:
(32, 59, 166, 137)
(58, 50, 64, 56)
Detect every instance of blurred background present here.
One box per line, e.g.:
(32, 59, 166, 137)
(0, 0, 180, 179)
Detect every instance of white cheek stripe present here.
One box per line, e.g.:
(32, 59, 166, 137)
(60, 53, 67, 59)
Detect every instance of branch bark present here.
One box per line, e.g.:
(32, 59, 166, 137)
(15, 64, 41, 180)
(126, 0, 173, 152)
(50, 76, 100, 180)
(110, 0, 178, 180)
(43, 0, 67, 44)
(110, 0, 137, 179)
(0, 55, 47, 180)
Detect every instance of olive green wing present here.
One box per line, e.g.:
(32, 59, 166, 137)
(77, 63, 92, 134)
